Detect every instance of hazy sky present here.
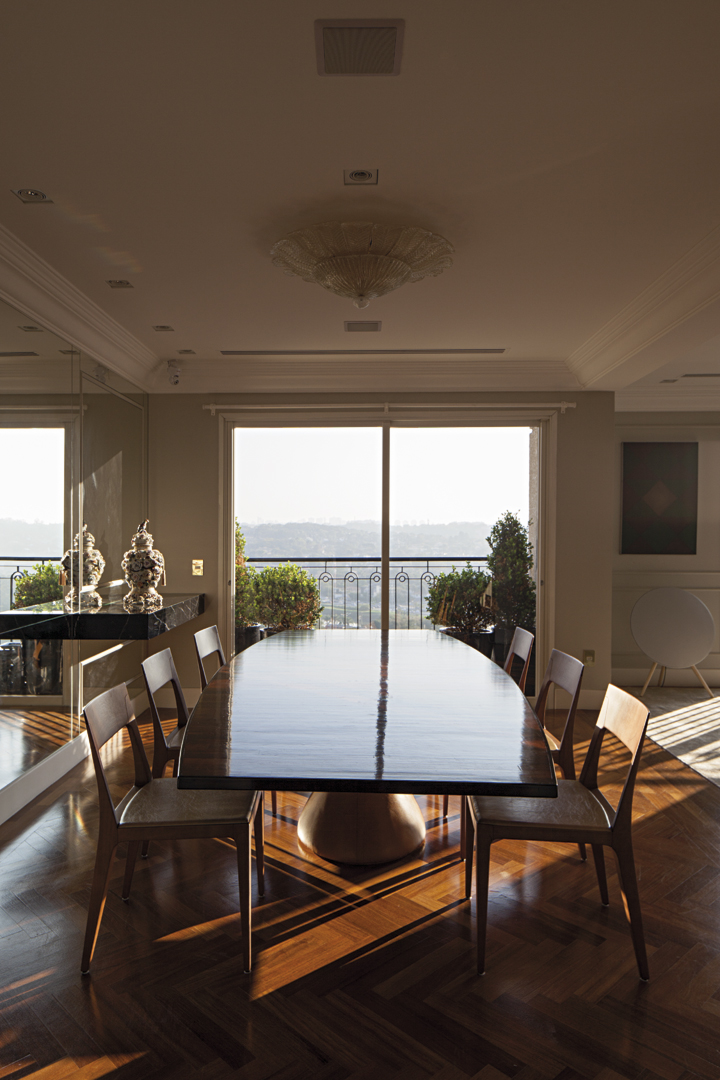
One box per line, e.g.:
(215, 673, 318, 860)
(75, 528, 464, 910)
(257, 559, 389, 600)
(0, 428, 65, 522)
(235, 427, 531, 524)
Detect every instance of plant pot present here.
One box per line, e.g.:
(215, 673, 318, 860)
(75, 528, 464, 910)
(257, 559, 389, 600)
(492, 626, 513, 666)
(235, 624, 265, 654)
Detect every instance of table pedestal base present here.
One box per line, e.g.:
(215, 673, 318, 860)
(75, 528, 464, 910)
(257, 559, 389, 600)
(297, 792, 426, 865)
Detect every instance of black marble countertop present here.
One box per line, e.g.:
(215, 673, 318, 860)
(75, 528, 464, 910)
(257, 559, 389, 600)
(0, 593, 205, 640)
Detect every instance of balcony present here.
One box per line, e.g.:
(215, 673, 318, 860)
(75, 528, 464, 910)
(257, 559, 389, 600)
(245, 556, 489, 630)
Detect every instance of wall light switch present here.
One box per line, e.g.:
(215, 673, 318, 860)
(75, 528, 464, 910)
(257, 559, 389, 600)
(582, 649, 595, 666)
(192, 559, 203, 576)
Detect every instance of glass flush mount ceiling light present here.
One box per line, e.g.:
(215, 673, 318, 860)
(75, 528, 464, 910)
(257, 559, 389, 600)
(270, 221, 453, 308)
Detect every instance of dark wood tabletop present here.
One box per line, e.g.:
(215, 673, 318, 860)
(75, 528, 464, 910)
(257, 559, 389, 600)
(178, 629, 557, 797)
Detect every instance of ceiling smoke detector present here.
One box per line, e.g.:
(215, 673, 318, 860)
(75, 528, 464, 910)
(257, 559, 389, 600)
(344, 169, 378, 185)
(315, 19, 404, 76)
(12, 188, 52, 204)
(107, 279, 133, 289)
(345, 320, 381, 332)
(271, 221, 453, 309)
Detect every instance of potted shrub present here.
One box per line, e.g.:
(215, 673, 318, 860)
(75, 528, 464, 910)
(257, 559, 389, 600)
(253, 562, 323, 632)
(12, 562, 64, 694)
(425, 562, 496, 656)
(234, 520, 262, 653)
(486, 511, 536, 667)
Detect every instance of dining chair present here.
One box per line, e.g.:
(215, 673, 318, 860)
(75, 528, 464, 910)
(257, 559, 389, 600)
(80, 683, 264, 974)
(535, 648, 586, 860)
(193, 626, 278, 818)
(194, 625, 226, 690)
(536, 649, 584, 781)
(442, 625, 536, 825)
(464, 683, 650, 980)
(141, 647, 189, 779)
(502, 626, 534, 692)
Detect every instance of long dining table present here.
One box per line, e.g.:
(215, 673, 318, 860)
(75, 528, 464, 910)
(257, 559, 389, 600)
(178, 629, 557, 865)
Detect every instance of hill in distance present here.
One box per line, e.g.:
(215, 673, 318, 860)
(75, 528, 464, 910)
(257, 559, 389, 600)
(238, 520, 493, 558)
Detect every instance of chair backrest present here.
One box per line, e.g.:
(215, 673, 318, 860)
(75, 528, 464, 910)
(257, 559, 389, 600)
(141, 648, 190, 747)
(83, 684, 152, 827)
(503, 627, 535, 692)
(535, 649, 584, 778)
(579, 684, 649, 831)
(194, 625, 226, 690)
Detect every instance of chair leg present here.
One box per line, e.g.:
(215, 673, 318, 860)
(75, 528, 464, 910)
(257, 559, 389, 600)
(591, 844, 609, 906)
(460, 796, 466, 859)
(578, 843, 587, 861)
(442, 794, 449, 819)
(253, 799, 265, 897)
(236, 827, 253, 973)
(81, 835, 117, 973)
(474, 827, 492, 975)
(122, 841, 140, 901)
(613, 842, 649, 981)
(270, 790, 277, 816)
(141, 840, 150, 859)
(464, 800, 475, 900)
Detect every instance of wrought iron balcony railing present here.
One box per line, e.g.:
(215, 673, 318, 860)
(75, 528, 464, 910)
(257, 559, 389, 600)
(245, 556, 488, 630)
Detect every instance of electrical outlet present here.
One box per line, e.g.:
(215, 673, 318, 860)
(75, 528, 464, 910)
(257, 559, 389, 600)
(192, 559, 203, 576)
(582, 649, 595, 666)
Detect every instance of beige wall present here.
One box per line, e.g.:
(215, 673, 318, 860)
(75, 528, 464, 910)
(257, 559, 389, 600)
(148, 391, 616, 707)
(613, 412, 720, 687)
(554, 392, 615, 704)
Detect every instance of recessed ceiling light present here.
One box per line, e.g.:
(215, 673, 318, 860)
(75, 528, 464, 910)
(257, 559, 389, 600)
(107, 279, 133, 289)
(152, 325, 174, 331)
(12, 188, 52, 204)
(19, 325, 43, 332)
(344, 169, 378, 185)
(177, 349, 195, 355)
(345, 320, 381, 332)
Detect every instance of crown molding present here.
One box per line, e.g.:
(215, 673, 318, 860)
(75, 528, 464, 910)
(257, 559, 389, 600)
(0, 223, 156, 390)
(568, 223, 720, 388)
(149, 355, 581, 394)
(614, 385, 720, 411)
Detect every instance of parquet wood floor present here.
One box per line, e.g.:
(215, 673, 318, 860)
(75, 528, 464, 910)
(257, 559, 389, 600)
(1, 709, 719, 1080)
(0, 707, 75, 787)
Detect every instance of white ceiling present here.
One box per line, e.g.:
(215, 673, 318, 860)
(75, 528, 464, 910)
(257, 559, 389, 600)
(2, 1, 720, 403)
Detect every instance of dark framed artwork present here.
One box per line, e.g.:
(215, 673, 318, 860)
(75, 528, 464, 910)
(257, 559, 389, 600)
(621, 442, 698, 554)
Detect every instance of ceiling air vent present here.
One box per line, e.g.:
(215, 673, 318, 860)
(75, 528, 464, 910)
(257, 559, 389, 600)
(315, 20, 404, 76)
(682, 373, 720, 378)
(107, 279, 133, 289)
(345, 320, 381, 332)
(0, 351, 38, 357)
(19, 325, 43, 332)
